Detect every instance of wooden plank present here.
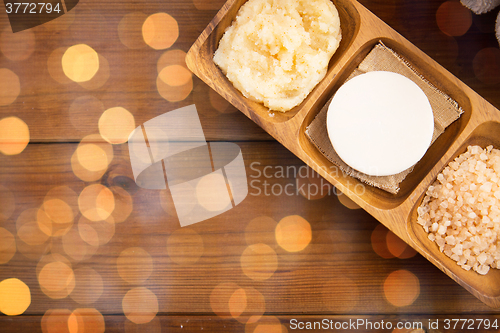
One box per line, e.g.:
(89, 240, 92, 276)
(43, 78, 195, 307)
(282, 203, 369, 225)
(0, 142, 493, 317)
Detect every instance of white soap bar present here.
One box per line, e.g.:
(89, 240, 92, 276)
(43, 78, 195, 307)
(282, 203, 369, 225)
(326, 71, 434, 176)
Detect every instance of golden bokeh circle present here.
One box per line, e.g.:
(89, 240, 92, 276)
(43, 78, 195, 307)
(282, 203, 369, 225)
(69, 308, 105, 333)
(0, 278, 31, 316)
(142, 13, 179, 50)
(78, 184, 115, 221)
(117, 247, 153, 284)
(0, 27, 35, 61)
(158, 65, 192, 87)
(122, 287, 159, 324)
(157, 49, 187, 73)
(62, 227, 99, 262)
(383, 269, 420, 307)
(196, 173, 231, 212)
(98, 107, 136, 144)
(0, 116, 29, 155)
(275, 215, 312, 252)
(167, 228, 204, 265)
(41, 309, 72, 333)
(210, 282, 240, 319)
(386, 230, 417, 259)
(436, 1, 472, 37)
(472, 47, 500, 85)
(240, 243, 278, 281)
(371, 224, 394, 259)
(156, 72, 193, 102)
(62, 44, 100, 82)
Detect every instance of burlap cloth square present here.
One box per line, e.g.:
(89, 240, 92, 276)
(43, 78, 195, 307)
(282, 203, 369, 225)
(305, 42, 463, 194)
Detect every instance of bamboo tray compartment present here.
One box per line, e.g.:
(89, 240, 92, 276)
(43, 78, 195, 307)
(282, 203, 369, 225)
(186, 0, 500, 308)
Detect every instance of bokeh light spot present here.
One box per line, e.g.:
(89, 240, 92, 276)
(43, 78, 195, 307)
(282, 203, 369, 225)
(371, 224, 394, 259)
(78, 215, 115, 246)
(122, 287, 159, 324)
(210, 282, 241, 319)
(209, 88, 233, 113)
(0, 278, 31, 316)
(48, 47, 73, 84)
(118, 12, 148, 49)
(386, 231, 417, 259)
(436, 1, 472, 36)
(99, 107, 136, 144)
(70, 308, 105, 333)
(228, 288, 247, 319)
(157, 49, 187, 73)
(78, 184, 115, 221)
(0, 116, 29, 155)
(62, 44, 100, 82)
(240, 243, 278, 281)
(16, 208, 52, 246)
(117, 247, 153, 284)
(473, 47, 500, 85)
(0, 227, 16, 264)
(77, 54, 110, 90)
(275, 215, 312, 252)
(109, 186, 134, 223)
(62, 227, 98, 262)
(383, 269, 420, 307)
(0, 27, 35, 61)
(77, 143, 109, 172)
(156, 71, 193, 102)
(196, 173, 232, 212)
(142, 13, 179, 50)
(43, 199, 74, 225)
(158, 65, 192, 87)
(37, 255, 75, 299)
(70, 267, 103, 305)
(72, 134, 113, 182)
(167, 228, 204, 265)
(41, 309, 72, 333)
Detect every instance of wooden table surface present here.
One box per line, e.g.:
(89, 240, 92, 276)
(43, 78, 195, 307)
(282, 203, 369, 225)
(1, 0, 500, 332)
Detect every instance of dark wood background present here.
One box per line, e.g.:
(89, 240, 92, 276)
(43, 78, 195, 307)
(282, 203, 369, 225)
(1, 0, 500, 331)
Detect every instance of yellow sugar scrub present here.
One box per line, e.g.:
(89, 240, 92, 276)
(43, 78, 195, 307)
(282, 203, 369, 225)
(213, 0, 342, 112)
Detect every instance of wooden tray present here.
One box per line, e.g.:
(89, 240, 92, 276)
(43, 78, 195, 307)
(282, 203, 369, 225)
(186, 0, 500, 308)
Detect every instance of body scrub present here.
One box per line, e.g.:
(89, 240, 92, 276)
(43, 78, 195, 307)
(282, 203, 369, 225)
(213, 0, 342, 112)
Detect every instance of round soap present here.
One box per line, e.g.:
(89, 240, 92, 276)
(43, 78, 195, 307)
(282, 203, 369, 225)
(326, 71, 434, 176)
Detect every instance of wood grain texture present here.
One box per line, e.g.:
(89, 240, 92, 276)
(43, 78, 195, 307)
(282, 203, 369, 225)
(2, 0, 500, 330)
(0, 142, 494, 317)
